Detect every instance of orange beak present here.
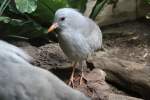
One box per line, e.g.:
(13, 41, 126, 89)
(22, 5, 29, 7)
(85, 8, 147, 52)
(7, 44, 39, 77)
(48, 22, 59, 32)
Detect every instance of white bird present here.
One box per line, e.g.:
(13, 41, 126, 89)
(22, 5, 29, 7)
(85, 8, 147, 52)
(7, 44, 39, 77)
(0, 40, 90, 100)
(48, 8, 102, 86)
(0, 40, 32, 65)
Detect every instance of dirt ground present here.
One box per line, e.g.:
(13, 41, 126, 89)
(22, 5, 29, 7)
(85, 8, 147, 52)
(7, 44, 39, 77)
(12, 18, 150, 99)
(102, 19, 150, 66)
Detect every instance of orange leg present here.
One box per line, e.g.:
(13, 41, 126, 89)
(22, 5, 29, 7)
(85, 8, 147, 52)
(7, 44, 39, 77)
(68, 61, 77, 88)
(79, 61, 84, 85)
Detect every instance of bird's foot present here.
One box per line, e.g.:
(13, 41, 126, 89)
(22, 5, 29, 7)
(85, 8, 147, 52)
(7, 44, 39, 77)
(68, 61, 77, 88)
(79, 72, 86, 85)
(68, 76, 74, 88)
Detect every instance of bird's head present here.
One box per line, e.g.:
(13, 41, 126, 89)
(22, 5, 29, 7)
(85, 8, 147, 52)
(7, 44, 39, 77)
(48, 8, 84, 32)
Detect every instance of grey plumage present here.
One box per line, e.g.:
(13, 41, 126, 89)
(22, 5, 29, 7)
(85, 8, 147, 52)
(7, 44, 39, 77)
(0, 40, 90, 100)
(54, 8, 102, 61)
(0, 40, 32, 65)
(47, 8, 103, 85)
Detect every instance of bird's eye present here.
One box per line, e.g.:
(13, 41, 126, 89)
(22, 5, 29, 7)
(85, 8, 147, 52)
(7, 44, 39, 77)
(60, 17, 65, 21)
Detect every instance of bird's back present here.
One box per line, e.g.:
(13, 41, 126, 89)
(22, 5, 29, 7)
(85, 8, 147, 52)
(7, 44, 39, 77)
(82, 17, 102, 52)
(0, 40, 32, 65)
(0, 60, 90, 100)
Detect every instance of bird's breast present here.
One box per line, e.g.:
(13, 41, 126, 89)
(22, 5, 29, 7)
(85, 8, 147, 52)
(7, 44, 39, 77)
(58, 31, 91, 61)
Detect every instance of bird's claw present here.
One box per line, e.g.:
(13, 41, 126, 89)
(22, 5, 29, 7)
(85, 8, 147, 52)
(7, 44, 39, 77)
(68, 77, 74, 88)
(79, 72, 86, 85)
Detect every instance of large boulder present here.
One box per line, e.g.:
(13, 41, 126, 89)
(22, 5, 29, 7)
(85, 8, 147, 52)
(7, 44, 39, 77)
(85, 0, 150, 26)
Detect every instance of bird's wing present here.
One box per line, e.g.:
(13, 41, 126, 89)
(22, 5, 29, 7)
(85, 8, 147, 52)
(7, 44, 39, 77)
(70, 32, 93, 54)
(59, 30, 93, 60)
(81, 17, 102, 51)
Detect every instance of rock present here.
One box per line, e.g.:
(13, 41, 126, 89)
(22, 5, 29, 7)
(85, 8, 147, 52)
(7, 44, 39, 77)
(12, 41, 70, 69)
(33, 43, 70, 69)
(85, 0, 150, 26)
(108, 93, 143, 100)
(85, 69, 111, 100)
(77, 68, 143, 100)
(76, 68, 110, 100)
(87, 52, 150, 99)
(84, 0, 96, 17)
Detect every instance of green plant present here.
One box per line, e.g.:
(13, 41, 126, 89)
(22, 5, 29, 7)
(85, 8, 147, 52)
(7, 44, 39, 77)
(144, 0, 150, 19)
(145, 0, 150, 4)
(90, 0, 111, 20)
(0, 0, 110, 40)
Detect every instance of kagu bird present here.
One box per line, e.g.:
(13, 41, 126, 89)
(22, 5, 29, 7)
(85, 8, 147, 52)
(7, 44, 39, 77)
(48, 8, 102, 86)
